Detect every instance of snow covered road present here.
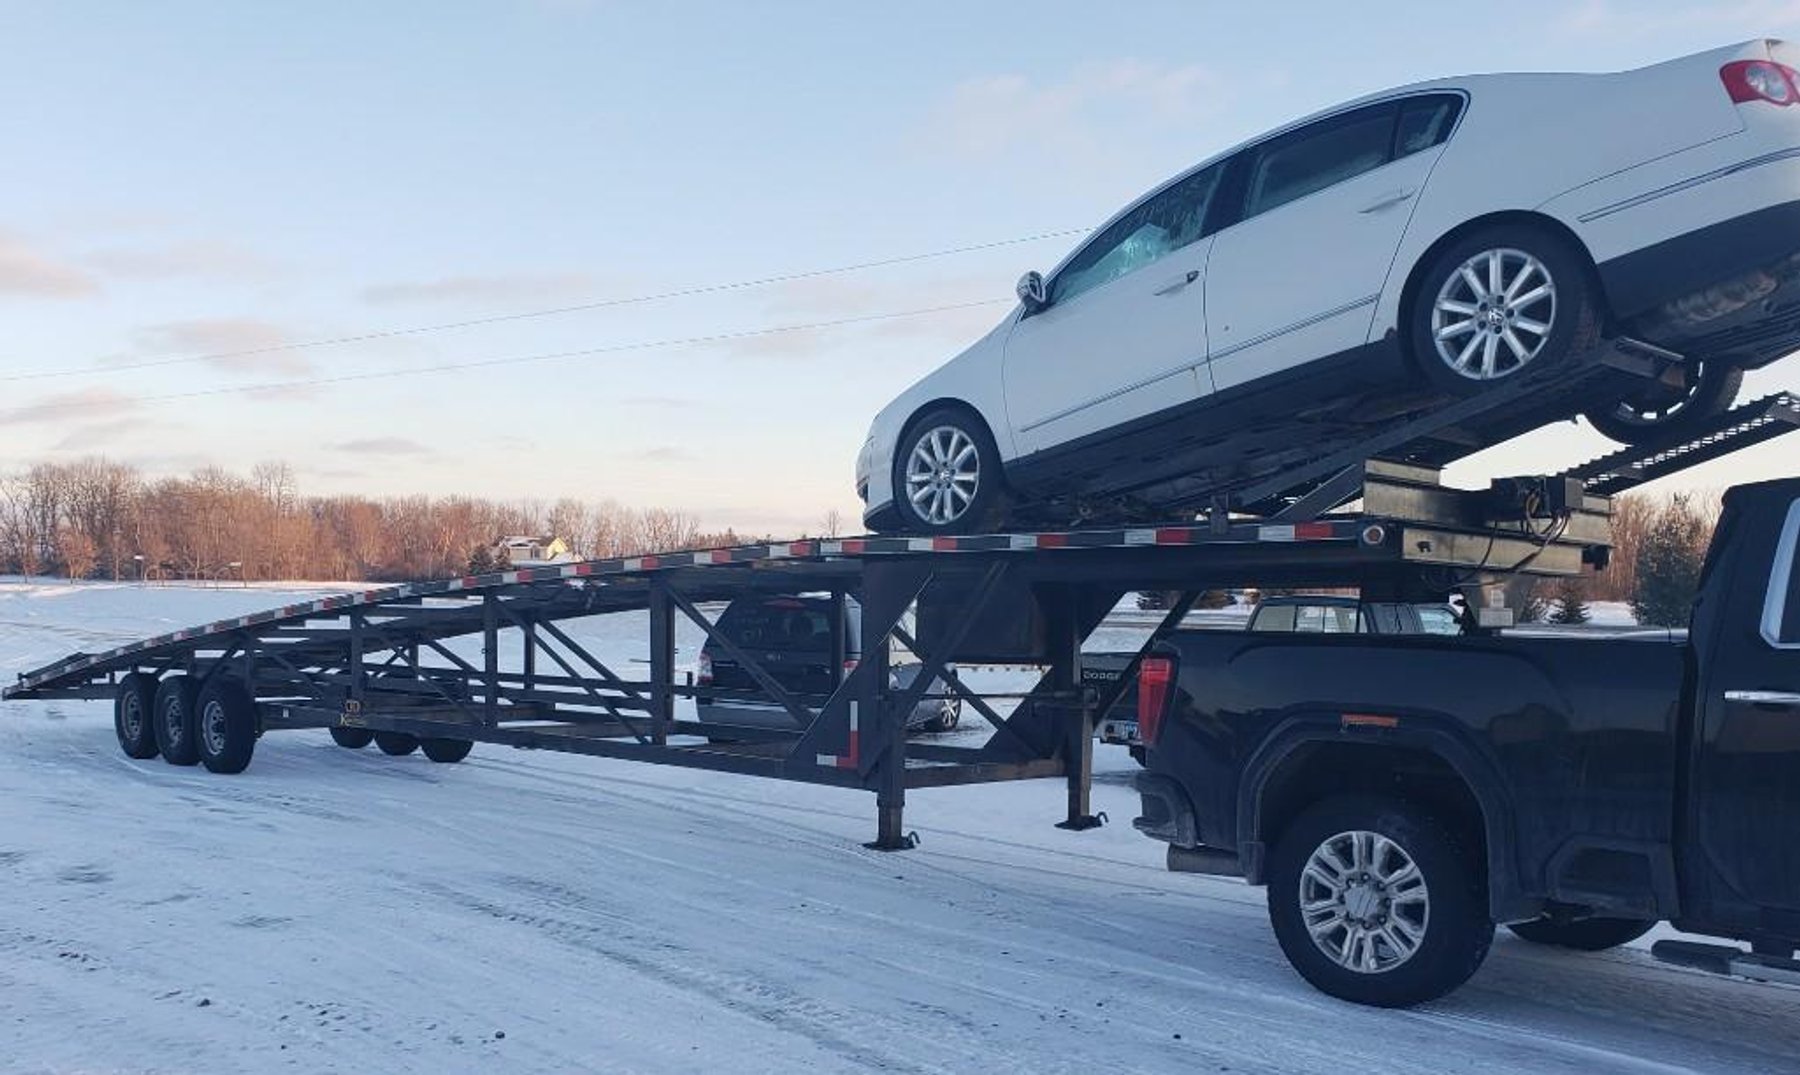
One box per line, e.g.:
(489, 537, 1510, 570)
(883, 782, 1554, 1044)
(2, 581, 1796, 1074)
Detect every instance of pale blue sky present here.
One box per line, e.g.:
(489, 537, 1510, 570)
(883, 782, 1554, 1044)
(2, 1, 1797, 534)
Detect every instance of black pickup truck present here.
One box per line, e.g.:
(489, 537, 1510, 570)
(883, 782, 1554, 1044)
(1132, 477, 1800, 1008)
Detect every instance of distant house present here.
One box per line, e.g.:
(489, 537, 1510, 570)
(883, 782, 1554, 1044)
(493, 535, 574, 566)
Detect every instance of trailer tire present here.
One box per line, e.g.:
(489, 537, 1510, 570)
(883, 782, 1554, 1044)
(1507, 916, 1655, 951)
(330, 726, 375, 749)
(113, 673, 160, 759)
(420, 737, 473, 763)
(195, 680, 257, 775)
(1267, 794, 1493, 1008)
(153, 675, 202, 767)
(374, 731, 419, 756)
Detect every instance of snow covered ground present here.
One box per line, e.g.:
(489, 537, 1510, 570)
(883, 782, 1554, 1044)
(2, 580, 1795, 1074)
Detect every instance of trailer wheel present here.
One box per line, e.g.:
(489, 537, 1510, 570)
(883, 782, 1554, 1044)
(329, 726, 374, 749)
(113, 673, 160, 759)
(420, 737, 473, 763)
(374, 731, 419, 756)
(153, 675, 201, 766)
(1266, 794, 1493, 1008)
(1507, 916, 1655, 952)
(195, 680, 258, 775)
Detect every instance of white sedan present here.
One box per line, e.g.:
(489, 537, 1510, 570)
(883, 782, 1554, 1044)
(859, 40, 1800, 533)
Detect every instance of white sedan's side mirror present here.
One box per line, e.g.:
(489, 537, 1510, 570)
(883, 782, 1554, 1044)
(1016, 271, 1048, 313)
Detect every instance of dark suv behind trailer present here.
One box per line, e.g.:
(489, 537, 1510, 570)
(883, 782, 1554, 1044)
(1131, 477, 1800, 1007)
(695, 594, 959, 737)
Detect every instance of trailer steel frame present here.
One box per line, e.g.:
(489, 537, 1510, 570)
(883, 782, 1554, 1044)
(7, 384, 1797, 849)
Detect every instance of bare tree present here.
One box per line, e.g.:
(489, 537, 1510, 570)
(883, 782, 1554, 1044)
(58, 527, 97, 581)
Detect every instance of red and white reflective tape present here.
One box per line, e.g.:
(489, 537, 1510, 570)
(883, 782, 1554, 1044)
(814, 701, 860, 770)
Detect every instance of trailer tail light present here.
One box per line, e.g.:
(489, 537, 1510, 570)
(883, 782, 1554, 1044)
(1721, 60, 1800, 106)
(843, 658, 859, 677)
(1137, 656, 1176, 746)
(697, 652, 713, 687)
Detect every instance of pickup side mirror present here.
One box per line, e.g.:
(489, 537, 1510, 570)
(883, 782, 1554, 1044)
(1016, 271, 1048, 313)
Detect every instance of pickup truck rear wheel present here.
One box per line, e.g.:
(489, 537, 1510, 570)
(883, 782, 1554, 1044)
(1267, 794, 1493, 1008)
(1507, 916, 1655, 951)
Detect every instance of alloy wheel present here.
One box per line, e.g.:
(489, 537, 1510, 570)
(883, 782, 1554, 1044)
(1299, 829, 1431, 974)
(905, 425, 979, 527)
(1431, 248, 1556, 381)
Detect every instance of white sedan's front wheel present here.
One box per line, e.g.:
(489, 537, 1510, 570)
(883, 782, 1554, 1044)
(894, 408, 1005, 533)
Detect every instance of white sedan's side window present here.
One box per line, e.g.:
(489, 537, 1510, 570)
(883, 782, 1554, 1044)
(1241, 105, 1395, 220)
(1051, 164, 1223, 306)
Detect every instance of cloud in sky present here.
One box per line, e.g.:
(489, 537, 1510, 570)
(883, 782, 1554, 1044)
(50, 417, 160, 452)
(87, 239, 280, 282)
(133, 318, 313, 375)
(0, 386, 140, 425)
(330, 436, 438, 458)
(0, 232, 100, 298)
(359, 272, 601, 306)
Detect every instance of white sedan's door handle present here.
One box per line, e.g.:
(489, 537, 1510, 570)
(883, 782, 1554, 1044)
(1359, 187, 1416, 213)
(1154, 269, 1201, 296)
(1725, 690, 1800, 708)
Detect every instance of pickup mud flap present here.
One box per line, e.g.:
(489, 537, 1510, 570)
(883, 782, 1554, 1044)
(1132, 772, 1198, 847)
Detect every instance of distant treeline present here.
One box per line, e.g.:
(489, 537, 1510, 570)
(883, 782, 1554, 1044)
(0, 459, 763, 583)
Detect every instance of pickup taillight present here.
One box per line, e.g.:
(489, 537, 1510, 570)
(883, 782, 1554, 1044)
(1137, 655, 1176, 746)
(697, 652, 713, 687)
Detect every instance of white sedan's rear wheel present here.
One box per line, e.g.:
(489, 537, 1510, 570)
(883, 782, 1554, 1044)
(1410, 226, 1600, 395)
(894, 408, 1004, 534)
(1431, 248, 1558, 381)
(1586, 358, 1744, 443)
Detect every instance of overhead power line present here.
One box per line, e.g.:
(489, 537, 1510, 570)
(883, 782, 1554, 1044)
(2, 227, 1086, 384)
(2, 299, 1013, 421)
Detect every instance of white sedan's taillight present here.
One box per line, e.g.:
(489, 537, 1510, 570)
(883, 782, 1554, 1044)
(1721, 60, 1800, 106)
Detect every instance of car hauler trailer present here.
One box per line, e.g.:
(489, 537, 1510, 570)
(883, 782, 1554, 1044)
(7, 365, 1794, 851)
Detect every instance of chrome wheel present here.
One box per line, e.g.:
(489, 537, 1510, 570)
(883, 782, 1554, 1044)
(905, 425, 979, 527)
(1300, 829, 1430, 974)
(1601, 358, 1712, 427)
(201, 699, 227, 756)
(1432, 248, 1556, 381)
